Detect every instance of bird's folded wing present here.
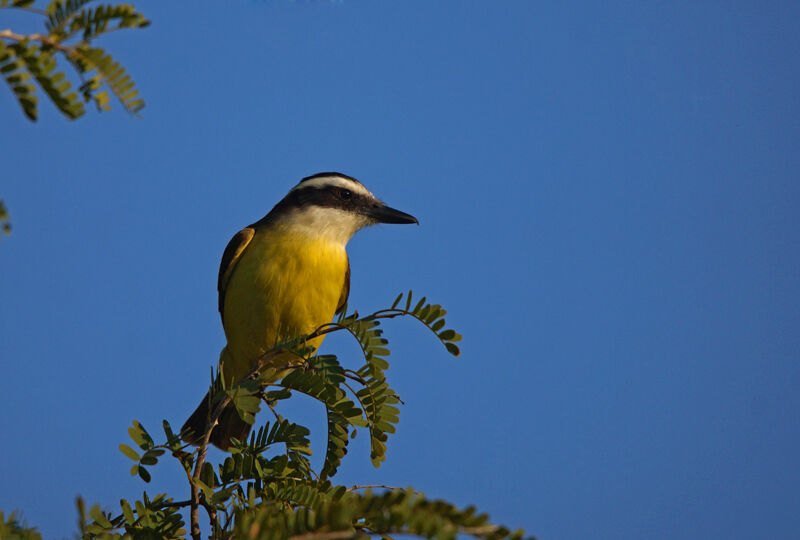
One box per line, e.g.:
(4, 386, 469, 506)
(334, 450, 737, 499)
(336, 257, 350, 315)
(218, 227, 256, 317)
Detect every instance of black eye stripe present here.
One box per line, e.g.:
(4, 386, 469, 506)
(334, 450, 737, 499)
(253, 180, 371, 227)
(269, 185, 367, 213)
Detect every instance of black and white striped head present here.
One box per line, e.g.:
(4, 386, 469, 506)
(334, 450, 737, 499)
(264, 172, 418, 245)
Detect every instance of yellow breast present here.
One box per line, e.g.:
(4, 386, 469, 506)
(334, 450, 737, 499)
(220, 228, 348, 380)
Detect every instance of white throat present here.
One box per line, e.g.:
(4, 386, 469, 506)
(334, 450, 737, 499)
(280, 206, 371, 246)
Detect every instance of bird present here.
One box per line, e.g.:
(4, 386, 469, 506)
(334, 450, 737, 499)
(181, 172, 418, 450)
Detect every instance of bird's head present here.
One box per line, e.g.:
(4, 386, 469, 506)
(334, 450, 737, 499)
(265, 172, 418, 245)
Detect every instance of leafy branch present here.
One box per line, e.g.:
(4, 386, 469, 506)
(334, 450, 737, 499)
(0, 0, 148, 121)
(0, 510, 42, 540)
(58, 292, 530, 539)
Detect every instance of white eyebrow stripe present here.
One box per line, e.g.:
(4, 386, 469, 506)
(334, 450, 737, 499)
(290, 175, 373, 198)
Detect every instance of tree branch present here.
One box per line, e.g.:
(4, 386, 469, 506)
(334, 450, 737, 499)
(0, 29, 72, 52)
(183, 308, 428, 537)
(346, 484, 404, 492)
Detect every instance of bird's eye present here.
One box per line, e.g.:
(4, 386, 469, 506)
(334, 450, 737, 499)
(340, 189, 352, 200)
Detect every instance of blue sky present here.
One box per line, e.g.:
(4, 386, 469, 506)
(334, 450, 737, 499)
(2, 1, 799, 538)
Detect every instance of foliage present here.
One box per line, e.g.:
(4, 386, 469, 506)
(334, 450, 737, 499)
(0, 511, 42, 540)
(67, 292, 532, 539)
(235, 488, 526, 540)
(0, 0, 149, 121)
(0, 292, 530, 538)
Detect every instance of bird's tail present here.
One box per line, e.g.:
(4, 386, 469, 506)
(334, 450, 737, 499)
(181, 390, 252, 451)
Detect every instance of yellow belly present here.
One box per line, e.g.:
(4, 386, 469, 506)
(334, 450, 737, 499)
(220, 229, 348, 381)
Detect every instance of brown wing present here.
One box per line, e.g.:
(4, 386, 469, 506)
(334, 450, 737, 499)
(336, 256, 350, 314)
(217, 227, 256, 319)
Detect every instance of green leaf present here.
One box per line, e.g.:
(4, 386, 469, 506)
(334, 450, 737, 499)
(118, 443, 140, 461)
(137, 465, 151, 483)
(120, 499, 135, 525)
(445, 342, 461, 356)
(227, 380, 261, 425)
(390, 292, 403, 309)
(321, 410, 349, 479)
(139, 448, 164, 466)
(200, 462, 216, 488)
(162, 419, 182, 449)
(210, 486, 236, 505)
(265, 387, 292, 402)
(72, 46, 145, 115)
(88, 504, 111, 528)
(0, 41, 37, 120)
(10, 43, 84, 119)
(438, 329, 456, 341)
(46, 0, 148, 41)
(128, 420, 154, 449)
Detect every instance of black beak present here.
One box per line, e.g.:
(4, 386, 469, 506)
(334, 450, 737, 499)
(364, 203, 418, 225)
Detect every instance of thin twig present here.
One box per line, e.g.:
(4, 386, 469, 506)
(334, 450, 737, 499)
(343, 369, 367, 385)
(189, 349, 298, 538)
(346, 484, 404, 492)
(189, 445, 206, 540)
(461, 525, 503, 535)
(160, 499, 193, 509)
(208, 503, 218, 536)
(0, 29, 71, 52)
(341, 379, 370, 425)
(265, 399, 283, 421)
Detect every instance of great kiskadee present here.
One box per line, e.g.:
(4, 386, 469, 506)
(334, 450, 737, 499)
(181, 172, 418, 450)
